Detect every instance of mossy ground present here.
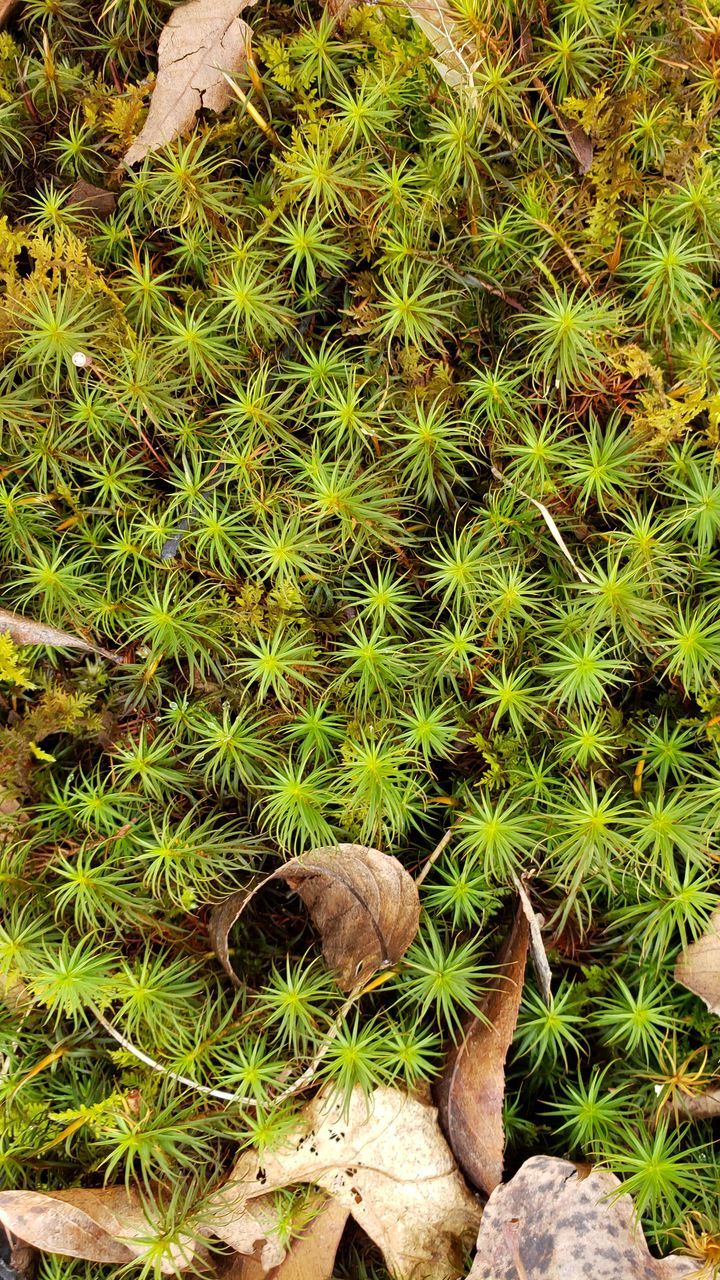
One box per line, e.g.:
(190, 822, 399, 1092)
(0, 0, 719, 1275)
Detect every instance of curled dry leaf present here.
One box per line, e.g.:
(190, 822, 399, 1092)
(211, 1195, 347, 1280)
(561, 118, 594, 173)
(435, 908, 529, 1197)
(467, 1155, 696, 1280)
(674, 907, 720, 1015)
(404, 0, 471, 80)
(0, 1187, 195, 1273)
(210, 844, 420, 992)
(124, 0, 257, 166)
(0, 0, 19, 28)
(0, 610, 120, 664)
(214, 1085, 481, 1280)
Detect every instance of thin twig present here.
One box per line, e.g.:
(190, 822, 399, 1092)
(270, 990, 361, 1105)
(91, 983, 369, 1109)
(689, 309, 720, 345)
(415, 827, 454, 886)
(91, 1003, 244, 1103)
(491, 465, 589, 583)
(442, 261, 524, 311)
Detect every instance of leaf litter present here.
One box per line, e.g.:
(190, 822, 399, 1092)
(124, 0, 257, 164)
(467, 1156, 697, 1280)
(674, 907, 720, 1016)
(435, 907, 529, 1197)
(210, 843, 421, 992)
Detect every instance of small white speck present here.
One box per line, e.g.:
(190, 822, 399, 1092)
(72, 351, 89, 368)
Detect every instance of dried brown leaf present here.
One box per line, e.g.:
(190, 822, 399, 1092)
(0, 611, 120, 664)
(68, 180, 117, 219)
(562, 118, 594, 173)
(435, 909, 529, 1196)
(0, 1188, 194, 1273)
(531, 77, 594, 173)
(215, 1085, 481, 1280)
(404, 0, 470, 77)
(266, 1197, 348, 1280)
(674, 907, 720, 1014)
(467, 1155, 696, 1280)
(210, 844, 420, 992)
(0, 0, 19, 27)
(124, 0, 256, 166)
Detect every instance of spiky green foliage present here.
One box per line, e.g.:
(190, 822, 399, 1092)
(0, 0, 719, 1271)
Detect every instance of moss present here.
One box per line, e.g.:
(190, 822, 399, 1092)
(0, 0, 718, 1272)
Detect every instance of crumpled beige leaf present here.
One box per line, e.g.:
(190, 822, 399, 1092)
(435, 908, 529, 1196)
(0, 610, 120, 664)
(213, 1194, 346, 1280)
(404, 0, 475, 89)
(201, 1193, 286, 1272)
(405, 0, 465, 60)
(467, 1155, 696, 1280)
(674, 907, 720, 1015)
(124, 0, 256, 166)
(667, 1086, 720, 1122)
(210, 844, 420, 991)
(214, 1085, 481, 1280)
(0, 1187, 195, 1273)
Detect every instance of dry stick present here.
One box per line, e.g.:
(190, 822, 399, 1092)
(90, 986, 365, 1110)
(90, 1003, 242, 1103)
(689, 309, 720, 345)
(415, 827, 454, 887)
(491, 464, 589, 584)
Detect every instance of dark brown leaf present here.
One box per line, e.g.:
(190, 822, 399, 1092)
(0, 0, 20, 28)
(208, 882, 258, 986)
(467, 1156, 696, 1280)
(674, 907, 720, 1014)
(434, 909, 529, 1196)
(210, 843, 420, 991)
(0, 611, 120, 664)
(124, 0, 256, 165)
(560, 118, 593, 173)
(68, 180, 117, 219)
